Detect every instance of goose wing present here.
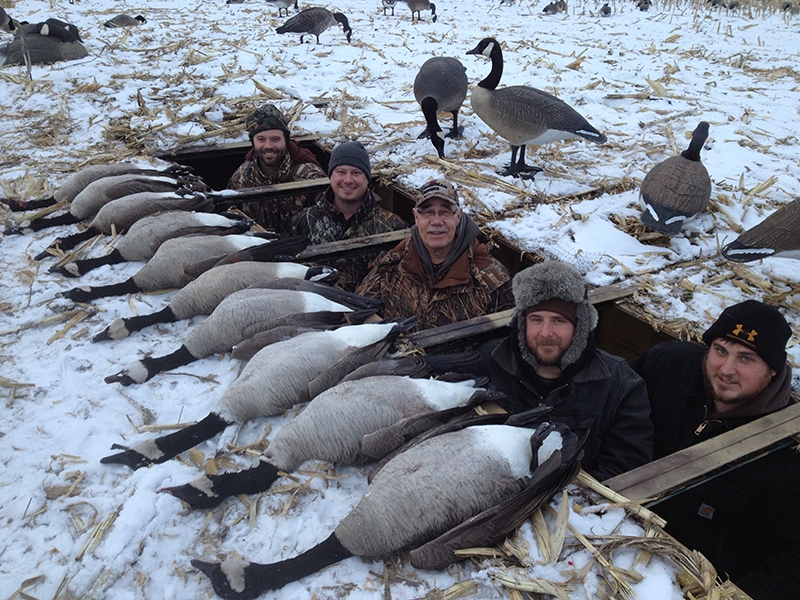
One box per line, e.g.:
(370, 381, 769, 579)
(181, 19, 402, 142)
(276, 7, 327, 33)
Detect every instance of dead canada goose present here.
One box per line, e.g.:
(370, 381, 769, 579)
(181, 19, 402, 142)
(162, 375, 493, 509)
(413, 56, 468, 158)
(466, 38, 607, 179)
(402, 0, 437, 21)
(600, 2, 611, 15)
(1, 22, 87, 67)
(100, 320, 414, 469)
(192, 421, 582, 598)
(382, 0, 398, 15)
(265, 0, 299, 16)
(90, 266, 344, 342)
(722, 198, 800, 262)
(49, 211, 253, 278)
(275, 7, 352, 44)
(101, 284, 382, 386)
(36, 18, 82, 43)
(60, 234, 307, 303)
(639, 121, 711, 235)
(103, 14, 146, 28)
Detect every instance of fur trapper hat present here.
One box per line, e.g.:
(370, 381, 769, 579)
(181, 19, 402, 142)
(511, 260, 598, 370)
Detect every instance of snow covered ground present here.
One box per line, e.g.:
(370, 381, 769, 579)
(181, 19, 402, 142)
(1, 0, 798, 596)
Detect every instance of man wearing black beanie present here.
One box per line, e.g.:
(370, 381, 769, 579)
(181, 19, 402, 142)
(631, 299, 798, 600)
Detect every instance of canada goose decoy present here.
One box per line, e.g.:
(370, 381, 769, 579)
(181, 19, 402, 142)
(37, 18, 82, 43)
(265, 0, 299, 16)
(637, 0, 651, 11)
(466, 38, 607, 179)
(90, 266, 346, 342)
(49, 211, 253, 278)
(542, 0, 566, 14)
(413, 57, 468, 158)
(600, 2, 611, 15)
(722, 199, 800, 262)
(0, 7, 16, 33)
(100, 320, 415, 469)
(192, 421, 582, 598)
(161, 375, 494, 509)
(382, 0, 398, 15)
(402, 0, 437, 22)
(639, 121, 711, 235)
(1, 21, 88, 67)
(60, 234, 308, 303)
(275, 7, 351, 44)
(103, 14, 146, 28)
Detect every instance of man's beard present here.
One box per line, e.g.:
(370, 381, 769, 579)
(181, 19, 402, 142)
(531, 341, 564, 367)
(702, 355, 762, 409)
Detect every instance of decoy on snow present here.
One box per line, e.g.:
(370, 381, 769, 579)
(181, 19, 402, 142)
(637, 0, 651, 11)
(275, 7, 352, 44)
(103, 14, 146, 28)
(413, 57, 468, 158)
(466, 38, 607, 179)
(50, 211, 253, 278)
(264, 0, 299, 16)
(600, 2, 611, 16)
(191, 420, 583, 598)
(401, 0, 437, 22)
(162, 374, 495, 509)
(722, 198, 800, 262)
(59, 234, 308, 303)
(639, 121, 711, 235)
(381, 0, 398, 15)
(100, 320, 415, 469)
(542, 0, 566, 14)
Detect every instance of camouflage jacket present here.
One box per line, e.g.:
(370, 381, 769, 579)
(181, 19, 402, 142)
(227, 141, 327, 235)
(290, 188, 409, 291)
(355, 233, 513, 331)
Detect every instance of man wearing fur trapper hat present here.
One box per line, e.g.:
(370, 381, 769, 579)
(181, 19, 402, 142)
(460, 260, 653, 481)
(227, 102, 327, 234)
(632, 299, 799, 600)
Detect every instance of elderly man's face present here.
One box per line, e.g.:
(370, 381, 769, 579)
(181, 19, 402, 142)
(414, 198, 461, 257)
(703, 338, 776, 412)
(253, 130, 288, 170)
(524, 310, 575, 366)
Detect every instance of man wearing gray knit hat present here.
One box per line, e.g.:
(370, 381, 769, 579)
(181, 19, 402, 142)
(456, 260, 653, 481)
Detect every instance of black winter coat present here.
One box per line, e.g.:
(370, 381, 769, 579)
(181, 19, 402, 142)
(632, 340, 800, 600)
(463, 335, 653, 481)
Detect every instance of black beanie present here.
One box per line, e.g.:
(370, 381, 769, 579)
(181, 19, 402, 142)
(702, 300, 791, 373)
(328, 141, 371, 180)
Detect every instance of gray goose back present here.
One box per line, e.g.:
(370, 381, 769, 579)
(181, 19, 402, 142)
(722, 198, 800, 262)
(276, 7, 351, 43)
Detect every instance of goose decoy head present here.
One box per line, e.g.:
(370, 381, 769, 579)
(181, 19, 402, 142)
(333, 12, 352, 42)
(465, 37, 498, 58)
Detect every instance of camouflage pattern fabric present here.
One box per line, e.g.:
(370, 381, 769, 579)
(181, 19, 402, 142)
(291, 188, 409, 291)
(356, 236, 513, 331)
(227, 144, 326, 235)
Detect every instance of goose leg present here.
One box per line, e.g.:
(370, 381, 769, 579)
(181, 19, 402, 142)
(500, 145, 543, 179)
(446, 110, 464, 139)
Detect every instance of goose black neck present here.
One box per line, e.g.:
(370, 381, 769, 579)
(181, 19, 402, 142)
(73, 277, 140, 301)
(210, 461, 281, 500)
(421, 97, 441, 132)
(118, 305, 179, 336)
(27, 211, 80, 231)
(480, 42, 504, 90)
(141, 344, 198, 379)
(681, 122, 709, 161)
(46, 227, 99, 253)
(70, 249, 124, 275)
(247, 533, 353, 592)
(155, 412, 232, 461)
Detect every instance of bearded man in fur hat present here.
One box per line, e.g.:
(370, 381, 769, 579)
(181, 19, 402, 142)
(457, 260, 653, 481)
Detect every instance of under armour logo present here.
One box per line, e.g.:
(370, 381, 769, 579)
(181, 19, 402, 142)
(731, 324, 758, 342)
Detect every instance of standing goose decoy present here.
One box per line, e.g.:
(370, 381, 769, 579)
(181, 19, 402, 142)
(49, 211, 254, 278)
(275, 7, 352, 44)
(264, 0, 299, 16)
(413, 57, 468, 159)
(639, 121, 711, 235)
(722, 199, 800, 262)
(382, 0, 398, 15)
(161, 375, 494, 509)
(466, 38, 607, 179)
(60, 234, 308, 303)
(100, 320, 415, 469)
(192, 421, 582, 599)
(103, 14, 146, 28)
(402, 0, 437, 22)
(600, 2, 611, 15)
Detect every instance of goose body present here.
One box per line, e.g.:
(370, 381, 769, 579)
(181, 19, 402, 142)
(466, 38, 607, 179)
(413, 57, 468, 158)
(93, 264, 337, 341)
(639, 121, 711, 235)
(1, 23, 87, 67)
(103, 14, 146, 27)
(100, 321, 410, 469)
(600, 2, 611, 15)
(382, 0, 398, 15)
(164, 376, 487, 508)
(192, 422, 582, 598)
(276, 7, 352, 43)
(50, 211, 253, 278)
(722, 198, 800, 262)
(402, 0, 437, 21)
(265, 0, 298, 16)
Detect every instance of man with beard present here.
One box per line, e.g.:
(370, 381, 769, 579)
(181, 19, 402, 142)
(356, 178, 513, 329)
(227, 103, 327, 234)
(631, 299, 799, 600)
(448, 260, 653, 481)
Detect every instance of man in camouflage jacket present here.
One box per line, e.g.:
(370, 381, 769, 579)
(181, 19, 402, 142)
(227, 103, 326, 235)
(290, 141, 408, 291)
(356, 179, 513, 330)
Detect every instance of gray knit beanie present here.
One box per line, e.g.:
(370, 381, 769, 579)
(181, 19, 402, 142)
(328, 141, 371, 180)
(511, 260, 598, 370)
